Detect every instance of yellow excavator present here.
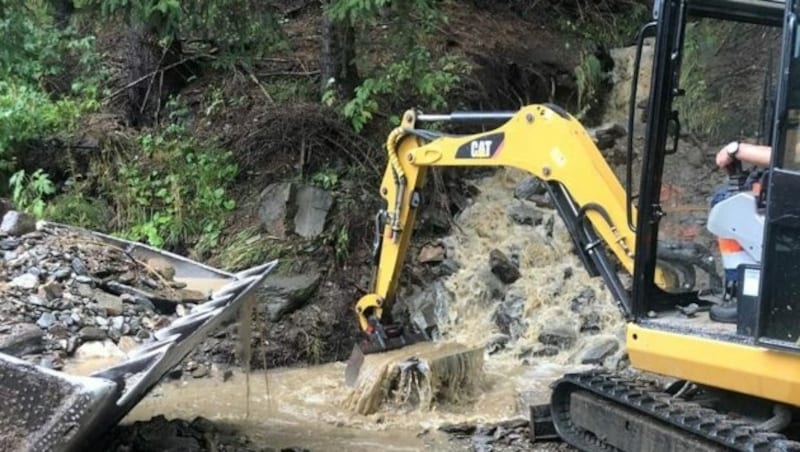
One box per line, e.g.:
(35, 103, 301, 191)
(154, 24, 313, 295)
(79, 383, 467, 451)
(350, 0, 800, 449)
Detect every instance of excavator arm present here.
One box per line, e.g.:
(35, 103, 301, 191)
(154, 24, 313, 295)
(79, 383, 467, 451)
(354, 103, 675, 353)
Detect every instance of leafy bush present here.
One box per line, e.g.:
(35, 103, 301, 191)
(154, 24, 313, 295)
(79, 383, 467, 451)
(105, 129, 238, 250)
(9, 169, 55, 218)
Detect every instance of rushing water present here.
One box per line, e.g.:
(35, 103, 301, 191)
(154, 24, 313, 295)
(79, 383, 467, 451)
(121, 168, 626, 450)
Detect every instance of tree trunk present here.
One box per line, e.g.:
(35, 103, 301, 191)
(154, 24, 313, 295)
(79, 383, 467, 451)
(124, 17, 183, 128)
(318, 1, 359, 100)
(51, 0, 74, 30)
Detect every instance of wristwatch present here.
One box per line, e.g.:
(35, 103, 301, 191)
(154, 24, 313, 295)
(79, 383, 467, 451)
(727, 141, 740, 159)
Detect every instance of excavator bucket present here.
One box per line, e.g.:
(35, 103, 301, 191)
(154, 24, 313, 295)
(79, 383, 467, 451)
(345, 326, 431, 387)
(0, 222, 278, 452)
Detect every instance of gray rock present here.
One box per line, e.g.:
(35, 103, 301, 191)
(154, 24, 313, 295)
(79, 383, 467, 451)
(588, 123, 627, 150)
(257, 182, 294, 238)
(76, 282, 93, 297)
(580, 311, 602, 334)
(293, 185, 334, 238)
(0, 238, 19, 250)
(95, 291, 124, 316)
(493, 291, 527, 340)
(37, 312, 56, 329)
(489, 249, 521, 284)
(111, 316, 125, 331)
(10, 273, 39, 290)
(95, 316, 109, 327)
(407, 281, 453, 338)
(52, 268, 71, 281)
(538, 325, 578, 350)
(507, 202, 544, 226)
(580, 337, 620, 365)
(78, 327, 107, 342)
(38, 281, 64, 301)
(485, 334, 510, 354)
(0, 323, 44, 355)
(259, 271, 322, 321)
(0, 210, 36, 236)
(514, 176, 546, 200)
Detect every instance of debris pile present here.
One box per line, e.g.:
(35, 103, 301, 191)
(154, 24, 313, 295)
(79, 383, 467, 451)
(104, 415, 308, 452)
(0, 212, 210, 371)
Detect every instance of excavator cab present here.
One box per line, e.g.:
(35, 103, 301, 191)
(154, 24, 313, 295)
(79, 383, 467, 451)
(549, 0, 800, 449)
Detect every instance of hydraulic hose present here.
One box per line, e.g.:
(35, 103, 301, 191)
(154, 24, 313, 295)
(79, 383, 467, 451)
(385, 126, 407, 241)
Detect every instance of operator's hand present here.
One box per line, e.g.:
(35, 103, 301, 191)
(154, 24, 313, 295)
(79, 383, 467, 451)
(715, 142, 738, 170)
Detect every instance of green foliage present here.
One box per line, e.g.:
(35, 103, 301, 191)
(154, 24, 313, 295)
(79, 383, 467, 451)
(323, 0, 467, 131)
(674, 20, 735, 141)
(328, 46, 468, 132)
(215, 226, 295, 272)
(310, 169, 340, 191)
(45, 190, 110, 230)
(574, 52, 604, 112)
(83, 0, 286, 69)
(9, 169, 56, 218)
(99, 121, 238, 250)
(561, 1, 650, 49)
(0, 2, 106, 169)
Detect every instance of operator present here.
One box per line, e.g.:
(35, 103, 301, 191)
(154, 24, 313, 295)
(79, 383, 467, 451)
(714, 141, 772, 169)
(707, 140, 772, 323)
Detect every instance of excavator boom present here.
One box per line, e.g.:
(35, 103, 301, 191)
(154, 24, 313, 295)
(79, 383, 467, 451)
(352, 104, 683, 360)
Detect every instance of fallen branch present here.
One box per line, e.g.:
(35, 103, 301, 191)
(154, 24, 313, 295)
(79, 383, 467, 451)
(104, 54, 205, 102)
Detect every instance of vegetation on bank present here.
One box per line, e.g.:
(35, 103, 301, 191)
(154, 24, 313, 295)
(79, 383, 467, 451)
(1, 0, 652, 267)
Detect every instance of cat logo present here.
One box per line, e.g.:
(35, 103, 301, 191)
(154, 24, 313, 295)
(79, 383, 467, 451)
(470, 140, 494, 158)
(455, 132, 505, 159)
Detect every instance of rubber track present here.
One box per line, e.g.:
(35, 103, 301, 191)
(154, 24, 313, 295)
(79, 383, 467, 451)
(550, 370, 800, 452)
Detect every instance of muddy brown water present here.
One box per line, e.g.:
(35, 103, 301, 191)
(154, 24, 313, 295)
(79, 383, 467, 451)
(111, 168, 622, 451)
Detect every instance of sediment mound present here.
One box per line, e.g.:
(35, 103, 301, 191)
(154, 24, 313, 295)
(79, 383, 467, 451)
(0, 214, 211, 372)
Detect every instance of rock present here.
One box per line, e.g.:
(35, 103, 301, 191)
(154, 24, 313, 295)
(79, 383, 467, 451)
(507, 202, 544, 226)
(439, 422, 477, 436)
(74, 340, 125, 360)
(146, 257, 175, 280)
(588, 122, 627, 150)
(95, 291, 124, 316)
(581, 337, 620, 364)
(176, 288, 207, 303)
(538, 325, 577, 350)
(489, 249, 521, 284)
(71, 258, 88, 276)
(493, 290, 527, 341)
(436, 258, 460, 277)
(0, 198, 12, 217)
(257, 182, 294, 238)
(36, 312, 56, 330)
(76, 282, 94, 297)
(0, 323, 44, 355)
(421, 207, 451, 233)
(38, 281, 64, 301)
(570, 287, 596, 312)
(485, 334, 510, 355)
(293, 185, 334, 238)
(52, 268, 71, 281)
(78, 327, 107, 342)
(580, 311, 602, 334)
(191, 365, 209, 378)
(10, 273, 39, 290)
(259, 271, 322, 322)
(0, 238, 19, 250)
(418, 243, 445, 264)
(0, 210, 35, 236)
(407, 281, 453, 338)
(514, 176, 546, 200)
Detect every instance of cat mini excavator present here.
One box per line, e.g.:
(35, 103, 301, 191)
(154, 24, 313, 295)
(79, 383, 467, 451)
(349, 0, 800, 449)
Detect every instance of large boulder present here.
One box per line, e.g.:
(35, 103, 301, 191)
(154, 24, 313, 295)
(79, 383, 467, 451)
(259, 270, 322, 322)
(256, 182, 334, 239)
